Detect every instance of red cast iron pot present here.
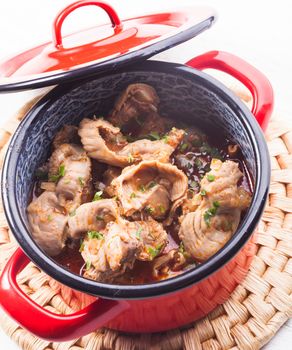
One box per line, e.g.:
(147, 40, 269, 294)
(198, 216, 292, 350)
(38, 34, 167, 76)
(0, 1, 273, 342)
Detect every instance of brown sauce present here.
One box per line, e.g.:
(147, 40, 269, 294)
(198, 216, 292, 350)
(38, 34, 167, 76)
(51, 114, 253, 284)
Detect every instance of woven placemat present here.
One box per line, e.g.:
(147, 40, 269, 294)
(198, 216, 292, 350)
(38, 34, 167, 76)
(0, 90, 292, 350)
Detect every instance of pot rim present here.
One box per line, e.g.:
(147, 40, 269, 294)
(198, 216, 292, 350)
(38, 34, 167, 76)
(1, 60, 270, 300)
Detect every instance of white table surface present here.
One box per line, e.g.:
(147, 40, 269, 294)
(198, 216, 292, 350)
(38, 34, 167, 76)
(0, 0, 291, 348)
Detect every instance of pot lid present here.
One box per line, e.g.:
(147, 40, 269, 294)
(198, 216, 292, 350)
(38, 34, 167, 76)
(0, 1, 216, 92)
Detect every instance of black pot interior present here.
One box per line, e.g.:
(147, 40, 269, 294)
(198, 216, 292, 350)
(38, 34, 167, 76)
(5, 61, 267, 298)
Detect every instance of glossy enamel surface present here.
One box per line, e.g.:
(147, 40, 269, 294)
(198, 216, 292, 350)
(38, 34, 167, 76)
(0, 2, 216, 92)
(0, 54, 272, 340)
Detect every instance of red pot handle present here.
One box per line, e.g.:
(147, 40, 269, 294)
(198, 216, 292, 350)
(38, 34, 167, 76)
(186, 51, 274, 131)
(53, 0, 123, 48)
(0, 248, 128, 342)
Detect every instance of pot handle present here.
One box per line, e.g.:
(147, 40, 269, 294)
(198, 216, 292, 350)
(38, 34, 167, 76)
(0, 248, 128, 342)
(186, 51, 274, 131)
(53, 0, 123, 48)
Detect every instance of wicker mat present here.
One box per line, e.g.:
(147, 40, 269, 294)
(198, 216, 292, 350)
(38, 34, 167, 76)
(0, 90, 292, 350)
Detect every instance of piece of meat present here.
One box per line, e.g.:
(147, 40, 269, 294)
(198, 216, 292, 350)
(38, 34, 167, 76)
(78, 118, 184, 167)
(52, 125, 79, 149)
(134, 218, 168, 261)
(118, 127, 185, 164)
(152, 249, 187, 278)
(109, 83, 159, 127)
(49, 143, 92, 209)
(68, 199, 118, 239)
(199, 159, 251, 209)
(112, 160, 188, 220)
(27, 191, 68, 256)
(81, 218, 142, 282)
(179, 159, 251, 261)
(78, 118, 132, 167)
(103, 166, 122, 197)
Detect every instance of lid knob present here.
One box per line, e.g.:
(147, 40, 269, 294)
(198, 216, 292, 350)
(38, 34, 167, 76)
(52, 0, 123, 48)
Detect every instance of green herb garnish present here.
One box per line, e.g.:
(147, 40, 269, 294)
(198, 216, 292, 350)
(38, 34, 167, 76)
(207, 174, 215, 182)
(158, 204, 166, 214)
(87, 231, 104, 240)
(200, 189, 207, 196)
(96, 215, 104, 221)
(145, 206, 154, 214)
(190, 181, 198, 189)
(180, 143, 188, 152)
(136, 226, 143, 240)
(162, 135, 169, 144)
(127, 153, 134, 163)
(78, 177, 85, 187)
(203, 202, 220, 227)
(138, 184, 146, 193)
(49, 164, 66, 182)
(195, 158, 203, 168)
(179, 242, 185, 254)
(147, 181, 157, 189)
(93, 191, 103, 201)
(47, 214, 52, 222)
(130, 192, 136, 199)
(79, 240, 84, 253)
(69, 209, 76, 217)
(148, 131, 160, 140)
(85, 260, 91, 270)
(147, 244, 163, 258)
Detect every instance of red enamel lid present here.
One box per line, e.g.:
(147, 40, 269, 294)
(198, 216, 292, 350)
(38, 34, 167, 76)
(0, 1, 216, 92)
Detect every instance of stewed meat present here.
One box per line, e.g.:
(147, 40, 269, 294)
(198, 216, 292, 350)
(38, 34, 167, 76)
(78, 118, 184, 167)
(81, 218, 142, 282)
(112, 160, 188, 219)
(179, 160, 251, 261)
(109, 83, 159, 127)
(27, 191, 68, 256)
(68, 199, 118, 239)
(49, 143, 92, 209)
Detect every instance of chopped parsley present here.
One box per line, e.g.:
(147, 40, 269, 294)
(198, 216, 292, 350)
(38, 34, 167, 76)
(158, 204, 166, 214)
(148, 131, 160, 140)
(96, 215, 104, 221)
(130, 192, 136, 199)
(204, 202, 220, 227)
(194, 158, 203, 168)
(127, 153, 134, 163)
(87, 231, 104, 240)
(180, 142, 189, 152)
(147, 244, 163, 258)
(69, 209, 76, 217)
(47, 214, 52, 222)
(138, 184, 146, 193)
(79, 240, 84, 253)
(190, 181, 198, 189)
(145, 206, 154, 214)
(179, 242, 185, 254)
(93, 191, 103, 201)
(200, 189, 207, 196)
(49, 164, 65, 182)
(162, 135, 169, 144)
(207, 174, 215, 182)
(136, 226, 143, 240)
(85, 260, 91, 270)
(78, 177, 85, 187)
(147, 181, 157, 189)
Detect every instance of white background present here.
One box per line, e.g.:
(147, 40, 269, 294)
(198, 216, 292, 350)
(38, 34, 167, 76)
(0, 0, 291, 349)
